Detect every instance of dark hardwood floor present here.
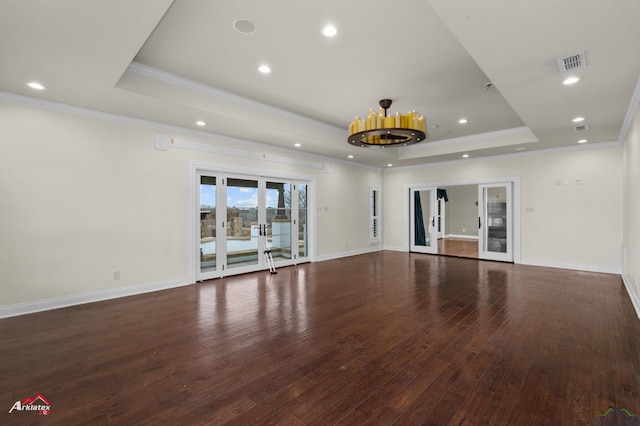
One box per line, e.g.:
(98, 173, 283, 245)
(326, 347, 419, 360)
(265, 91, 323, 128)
(437, 238, 479, 259)
(1, 252, 639, 425)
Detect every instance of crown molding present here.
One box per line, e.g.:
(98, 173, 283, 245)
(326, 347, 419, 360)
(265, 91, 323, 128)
(388, 140, 621, 171)
(0, 91, 382, 172)
(169, 136, 327, 171)
(414, 126, 534, 148)
(619, 76, 640, 143)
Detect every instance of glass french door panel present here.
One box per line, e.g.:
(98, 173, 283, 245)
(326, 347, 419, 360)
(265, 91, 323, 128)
(410, 187, 437, 254)
(484, 186, 508, 254)
(199, 176, 217, 274)
(478, 183, 512, 263)
(298, 184, 308, 258)
(266, 182, 292, 261)
(226, 178, 259, 269)
(414, 189, 432, 247)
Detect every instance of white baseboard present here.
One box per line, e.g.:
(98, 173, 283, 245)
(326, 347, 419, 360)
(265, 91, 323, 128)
(382, 245, 408, 252)
(0, 278, 192, 319)
(315, 246, 380, 262)
(5, 255, 634, 319)
(519, 258, 621, 275)
(445, 234, 479, 240)
(622, 274, 640, 319)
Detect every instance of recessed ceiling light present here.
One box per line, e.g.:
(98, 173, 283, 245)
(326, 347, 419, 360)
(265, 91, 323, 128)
(348, 155, 354, 159)
(578, 139, 588, 144)
(196, 120, 206, 126)
(322, 24, 337, 37)
(563, 76, 581, 85)
(233, 19, 257, 34)
(257, 64, 271, 74)
(572, 116, 585, 123)
(462, 154, 470, 158)
(387, 164, 393, 167)
(458, 118, 468, 124)
(294, 143, 301, 147)
(27, 81, 46, 90)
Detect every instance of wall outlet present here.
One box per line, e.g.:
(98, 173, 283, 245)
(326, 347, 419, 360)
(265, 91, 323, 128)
(574, 178, 583, 185)
(113, 271, 120, 280)
(462, 228, 466, 233)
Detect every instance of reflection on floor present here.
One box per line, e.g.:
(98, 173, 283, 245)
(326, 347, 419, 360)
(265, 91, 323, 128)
(437, 237, 479, 258)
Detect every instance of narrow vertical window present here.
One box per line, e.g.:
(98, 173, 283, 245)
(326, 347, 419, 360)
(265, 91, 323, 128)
(370, 186, 380, 244)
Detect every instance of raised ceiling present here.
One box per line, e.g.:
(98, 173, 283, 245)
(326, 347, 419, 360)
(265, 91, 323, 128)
(1, 0, 639, 167)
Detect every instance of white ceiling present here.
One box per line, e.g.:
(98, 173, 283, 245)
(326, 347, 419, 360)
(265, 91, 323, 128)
(1, 0, 639, 168)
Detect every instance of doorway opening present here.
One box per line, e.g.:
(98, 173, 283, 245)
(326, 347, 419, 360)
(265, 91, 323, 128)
(408, 178, 520, 263)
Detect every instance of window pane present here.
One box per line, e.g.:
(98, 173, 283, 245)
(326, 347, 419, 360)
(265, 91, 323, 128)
(200, 176, 216, 273)
(266, 182, 292, 261)
(226, 178, 259, 268)
(298, 184, 308, 257)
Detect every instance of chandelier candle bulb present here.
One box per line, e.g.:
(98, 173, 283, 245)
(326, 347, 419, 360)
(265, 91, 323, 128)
(384, 116, 394, 128)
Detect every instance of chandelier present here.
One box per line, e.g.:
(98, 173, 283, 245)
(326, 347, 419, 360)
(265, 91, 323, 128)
(348, 99, 426, 147)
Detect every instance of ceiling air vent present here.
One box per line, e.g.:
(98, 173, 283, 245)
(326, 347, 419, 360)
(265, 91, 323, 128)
(573, 124, 590, 132)
(556, 51, 586, 72)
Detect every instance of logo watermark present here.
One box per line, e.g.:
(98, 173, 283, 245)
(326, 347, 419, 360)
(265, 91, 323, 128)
(8, 394, 51, 416)
(595, 407, 639, 426)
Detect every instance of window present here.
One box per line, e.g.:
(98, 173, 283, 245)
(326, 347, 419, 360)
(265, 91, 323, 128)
(370, 186, 381, 244)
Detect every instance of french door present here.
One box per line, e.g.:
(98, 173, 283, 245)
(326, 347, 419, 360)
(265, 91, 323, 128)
(478, 183, 513, 262)
(409, 187, 437, 254)
(196, 172, 309, 280)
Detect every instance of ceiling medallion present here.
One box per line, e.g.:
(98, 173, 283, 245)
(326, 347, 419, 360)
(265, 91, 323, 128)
(348, 99, 426, 147)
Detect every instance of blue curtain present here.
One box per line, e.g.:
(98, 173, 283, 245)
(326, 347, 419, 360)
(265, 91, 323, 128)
(414, 191, 426, 246)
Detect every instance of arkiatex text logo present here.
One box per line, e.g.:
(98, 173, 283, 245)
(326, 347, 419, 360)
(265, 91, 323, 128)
(8, 394, 51, 416)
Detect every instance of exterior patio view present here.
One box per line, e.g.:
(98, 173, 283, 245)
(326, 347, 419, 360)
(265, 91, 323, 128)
(200, 179, 307, 271)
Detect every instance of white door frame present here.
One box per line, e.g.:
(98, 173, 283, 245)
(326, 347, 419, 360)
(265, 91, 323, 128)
(189, 161, 316, 283)
(406, 177, 520, 263)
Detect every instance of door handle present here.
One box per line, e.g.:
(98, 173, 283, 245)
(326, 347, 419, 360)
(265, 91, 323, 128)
(432, 217, 435, 227)
(478, 217, 481, 229)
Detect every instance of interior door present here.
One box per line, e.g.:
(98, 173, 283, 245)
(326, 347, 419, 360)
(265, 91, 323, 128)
(410, 187, 437, 254)
(478, 183, 513, 262)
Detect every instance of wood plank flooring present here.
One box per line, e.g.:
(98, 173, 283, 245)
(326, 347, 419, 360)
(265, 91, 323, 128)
(437, 237, 479, 258)
(1, 252, 639, 425)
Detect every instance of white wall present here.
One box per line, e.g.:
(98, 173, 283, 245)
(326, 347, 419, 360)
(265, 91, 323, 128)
(623, 102, 640, 311)
(0, 101, 381, 311)
(383, 145, 623, 273)
(442, 184, 478, 238)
